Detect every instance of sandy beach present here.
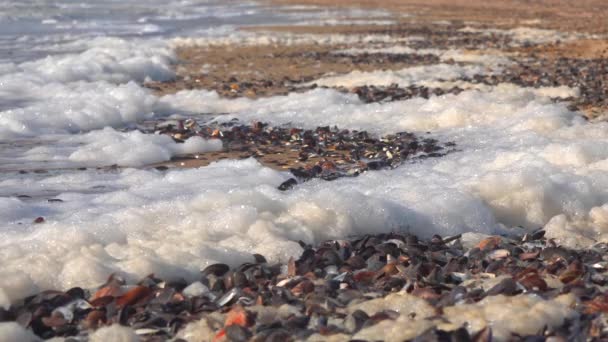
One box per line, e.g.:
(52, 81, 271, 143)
(271, 0, 608, 33)
(2, 0, 608, 340)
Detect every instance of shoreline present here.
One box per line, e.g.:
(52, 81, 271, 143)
(4, 1, 608, 340)
(267, 0, 608, 34)
(5, 229, 608, 341)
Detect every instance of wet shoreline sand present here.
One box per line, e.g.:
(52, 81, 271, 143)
(4, 0, 608, 340)
(269, 0, 608, 34)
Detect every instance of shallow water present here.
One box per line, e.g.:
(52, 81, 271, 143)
(0, 0, 606, 310)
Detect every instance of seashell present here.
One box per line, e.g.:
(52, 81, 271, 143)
(332, 272, 348, 282)
(353, 270, 376, 283)
(487, 249, 510, 260)
(291, 280, 314, 296)
(374, 263, 398, 280)
(583, 295, 608, 314)
(345, 310, 369, 333)
(216, 288, 239, 307)
(135, 328, 162, 335)
(442, 234, 462, 245)
(91, 274, 125, 301)
(517, 273, 547, 291)
(522, 229, 545, 242)
(83, 309, 106, 329)
(225, 324, 253, 342)
(225, 305, 252, 328)
(89, 296, 114, 307)
(151, 287, 175, 305)
(287, 257, 297, 277)
(184, 118, 198, 129)
(278, 178, 297, 191)
(385, 239, 405, 248)
(519, 251, 540, 261)
(253, 254, 267, 264)
(116, 286, 153, 308)
(478, 273, 496, 279)
(365, 253, 386, 272)
(231, 271, 249, 288)
(276, 276, 301, 288)
(41, 311, 67, 328)
(65, 287, 85, 299)
(450, 272, 468, 282)
(48, 299, 90, 325)
(320, 248, 343, 266)
(411, 287, 441, 300)
(345, 255, 367, 269)
(236, 297, 254, 306)
(202, 263, 230, 277)
(68, 298, 91, 311)
(476, 236, 501, 251)
(558, 260, 583, 284)
(485, 277, 518, 296)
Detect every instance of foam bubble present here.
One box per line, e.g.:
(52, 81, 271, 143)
(443, 294, 576, 341)
(0, 37, 175, 139)
(6, 79, 608, 304)
(90, 325, 138, 342)
(308, 63, 499, 88)
(0, 322, 40, 342)
(458, 26, 590, 45)
(335, 47, 512, 66)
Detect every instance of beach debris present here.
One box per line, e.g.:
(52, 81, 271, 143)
(145, 119, 455, 189)
(4, 228, 608, 341)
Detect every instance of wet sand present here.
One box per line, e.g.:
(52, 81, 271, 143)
(270, 0, 608, 34)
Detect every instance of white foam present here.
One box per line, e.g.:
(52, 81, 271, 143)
(443, 294, 576, 341)
(4, 82, 608, 304)
(1, 128, 222, 170)
(459, 26, 589, 45)
(67, 129, 222, 167)
(0, 322, 40, 342)
(0, 38, 175, 139)
(309, 63, 497, 88)
(165, 83, 608, 239)
(350, 293, 436, 341)
(311, 292, 576, 341)
(90, 325, 138, 342)
(11, 38, 175, 84)
(0, 81, 160, 138)
(1, 7, 606, 338)
(335, 47, 512, 66)
(439, 49, 512, 65)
